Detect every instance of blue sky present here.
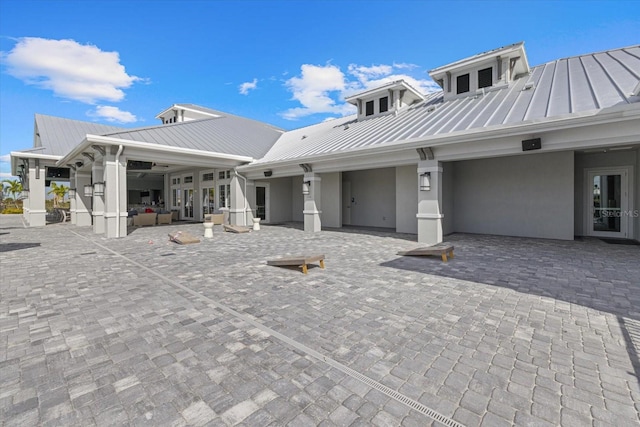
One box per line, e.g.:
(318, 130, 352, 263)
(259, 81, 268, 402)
(1, 0, 639, 179)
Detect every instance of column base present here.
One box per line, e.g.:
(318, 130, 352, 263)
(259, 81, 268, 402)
(303, 210, 322, 233)
(417, 213, 444, 245)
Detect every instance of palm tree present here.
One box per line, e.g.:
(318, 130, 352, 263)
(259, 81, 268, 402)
(48, 182, 69, 208)
(2, 179, 23, 208)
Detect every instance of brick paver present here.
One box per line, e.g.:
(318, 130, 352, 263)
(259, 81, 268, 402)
(1, 215, 639, 426)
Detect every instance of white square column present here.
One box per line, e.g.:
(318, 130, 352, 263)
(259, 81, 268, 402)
(92, 157, 105, 234)
(245, 179, 256, 224)
(229, 173, 247, 226)
(75, 171, 92, 227)
(416, 160, 444, 245)
(103, 147, 128, 238)
(303, 173, 322, 233)
(69, 170, 77, 224)
(27, 160, 46, 227)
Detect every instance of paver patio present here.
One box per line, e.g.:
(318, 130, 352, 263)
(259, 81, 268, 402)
(1, 214, 639, 426)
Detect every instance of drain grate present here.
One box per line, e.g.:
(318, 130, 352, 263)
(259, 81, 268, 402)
(71, 230, 463, 427)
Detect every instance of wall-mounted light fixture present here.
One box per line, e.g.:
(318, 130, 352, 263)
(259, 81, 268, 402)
(68, 188, 76, 198)
(264, 170, 273, 177)
(420, 172, 431, 191)
(84, 184, 93, 197)
(93, 182, 105, 196)
(302, 180, 311, 195)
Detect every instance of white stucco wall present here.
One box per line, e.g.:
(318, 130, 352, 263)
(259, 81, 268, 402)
(442, 163, 454, 236)
(342, 168, 396, 228)
(452, 151, 574, 240)
(574, 150, 638, 237)
(320, 172, 341, 228)
(292, 176, 304, 222)
(636, 148, 640, 241)
(267, 177, 293, 223)
(395, 165, 417, 234)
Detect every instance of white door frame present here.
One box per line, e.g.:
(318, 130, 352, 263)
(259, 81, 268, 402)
(255, 182, 270, 223)
(182, 173, 195, 220)
(584, 166, 633, 238)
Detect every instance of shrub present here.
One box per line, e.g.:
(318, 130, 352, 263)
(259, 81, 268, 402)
(2, 207, 23, 214)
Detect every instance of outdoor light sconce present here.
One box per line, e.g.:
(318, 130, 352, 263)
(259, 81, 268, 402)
(84, 184, 93, 197)
(302, 180, 311, 195)
(420, 172, 431, 191)
(264, 170, 273, 177)
(68, 188, 76, 198)
(93, 182, 105, 196)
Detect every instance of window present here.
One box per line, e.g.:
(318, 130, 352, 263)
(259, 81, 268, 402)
(218, 184, 230, 208)
(365, 100, 374, 116)
(456, 73, 470, 94)
(218, 170, 231, 180)
(172, 177, 180, 185)
(202, 172, 214, 181)
(184, 176, 193, 184)
(379, 96, 389, 113)
(478, 67, 492, 89)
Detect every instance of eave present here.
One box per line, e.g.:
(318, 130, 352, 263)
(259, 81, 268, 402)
(56, 134, 254, 169)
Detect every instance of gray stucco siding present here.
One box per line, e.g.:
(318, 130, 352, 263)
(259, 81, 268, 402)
(452, 151, 575, 240)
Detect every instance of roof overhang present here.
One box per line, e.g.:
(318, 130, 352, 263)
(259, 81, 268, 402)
(429, 42, 530, 86)
(10, 151, 62, 175)
(345, 80, 425, 105)
(154, 104, 221, 120)
(56, 134, 254, 170)
(238, 104, 640, 175)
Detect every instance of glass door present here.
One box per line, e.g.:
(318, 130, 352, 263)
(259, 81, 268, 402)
(587, 168, 629, 238)
(183, 188, 194, 219)
(255, 183, 269, 222)
(202, 187, 215, 216)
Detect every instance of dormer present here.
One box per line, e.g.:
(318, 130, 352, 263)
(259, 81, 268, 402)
(429, 42, 530, 101)
(345, 80, 425, 121)
(155, 104, 221, 125)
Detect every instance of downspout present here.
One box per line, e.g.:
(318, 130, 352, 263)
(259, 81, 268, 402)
(234, 170, 248, 226)
(115, 145, 124, 237)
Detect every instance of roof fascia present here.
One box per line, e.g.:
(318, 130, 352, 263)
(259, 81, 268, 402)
(429, 42, 525, 76)
(10, 152, 62, 175)
(56, 134, 254, 167)
(154, 104, 220, 120)
(345, 80, 424, 105)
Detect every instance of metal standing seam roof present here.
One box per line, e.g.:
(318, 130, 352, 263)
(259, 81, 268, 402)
(253, 45, 640, 165)
(31, 114, 125, 156)
(102, 115, 284, 159)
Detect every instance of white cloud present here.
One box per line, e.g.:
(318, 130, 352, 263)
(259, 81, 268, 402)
(281, 62, 439, 120)
(88, 106, 137, 123)
(2, 37, 142, 104)
(239, 78, 258, 95)
(0, 154, 11, 163)
(348, 64, 394, 83)
(281, 64, 354, 120)
(0, 172, 15, 179)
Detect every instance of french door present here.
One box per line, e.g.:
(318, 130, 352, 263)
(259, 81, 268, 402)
(586, 168, 630, 238)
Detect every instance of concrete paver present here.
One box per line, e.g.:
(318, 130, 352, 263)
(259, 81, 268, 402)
(1, 214, 639, 426)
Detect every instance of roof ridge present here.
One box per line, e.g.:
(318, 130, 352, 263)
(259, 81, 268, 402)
(539, 44, 640, 65)
(101, 117, 222, 137)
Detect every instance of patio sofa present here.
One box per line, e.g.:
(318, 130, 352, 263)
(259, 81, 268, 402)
(133, 212, 157, 226)
(157, 213, 172, 224)
(204, 213, 225, 225)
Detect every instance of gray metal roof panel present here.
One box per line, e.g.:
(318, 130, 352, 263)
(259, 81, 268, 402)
(34, 114, 124, 156)
(255, 45, 640, 165)
(104, 115, 282, 159)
